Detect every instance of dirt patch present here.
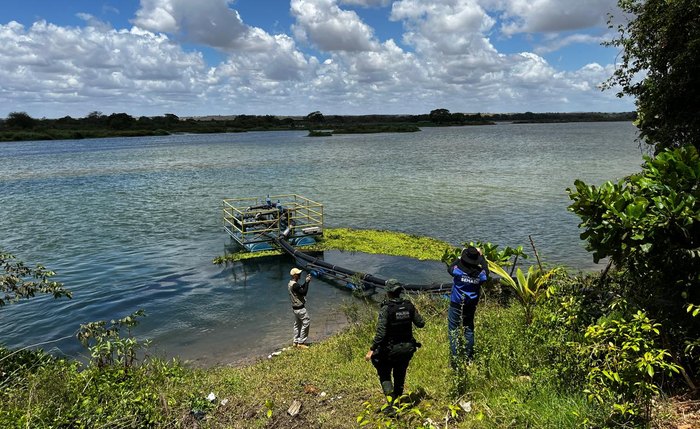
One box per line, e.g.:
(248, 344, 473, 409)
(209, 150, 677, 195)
(656, 397, 700, 429)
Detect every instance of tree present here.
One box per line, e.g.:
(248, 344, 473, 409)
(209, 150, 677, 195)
(306, 111, 325, 123)
(163, 113, 180, 125)
(108, 113, 135, 130)
(429, 108, 451, 124)
(567, 145, 699, 319)
(6, 112, 36, 130)
(569, 0, 700, 389)
(1, 251, 71, 307)
(604, 0, 700, 153)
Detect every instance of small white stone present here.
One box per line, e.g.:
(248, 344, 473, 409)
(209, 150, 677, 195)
(458, 400, 472, 413)
(206, 392, 216, 402)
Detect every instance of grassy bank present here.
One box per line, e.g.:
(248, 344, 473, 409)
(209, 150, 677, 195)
(169, 296, 605, 428)
(0, 295, 605, 428)
(2, 228, 692, 428)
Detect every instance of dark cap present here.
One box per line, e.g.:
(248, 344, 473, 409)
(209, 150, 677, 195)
(386, 278, 402, 293)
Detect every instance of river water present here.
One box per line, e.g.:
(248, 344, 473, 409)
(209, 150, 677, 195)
(0, 122, 643, 365)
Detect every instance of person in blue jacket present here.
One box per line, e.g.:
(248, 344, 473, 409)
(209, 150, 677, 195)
(447, 246, 489, 365)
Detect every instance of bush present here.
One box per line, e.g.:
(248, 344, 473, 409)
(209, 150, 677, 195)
(582, 307, 680, 425)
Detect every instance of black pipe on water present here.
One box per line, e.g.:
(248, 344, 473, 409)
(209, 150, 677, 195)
(274, 236, 452, 294)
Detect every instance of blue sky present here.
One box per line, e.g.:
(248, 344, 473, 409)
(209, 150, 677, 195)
(0, 0, 635, 118)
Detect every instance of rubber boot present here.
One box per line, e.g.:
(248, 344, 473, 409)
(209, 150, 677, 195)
(380, 380, 398, 416)
(381, 381, 394, 402)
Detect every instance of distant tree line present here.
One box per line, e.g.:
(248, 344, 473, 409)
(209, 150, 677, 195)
(0, 109, 636, 142)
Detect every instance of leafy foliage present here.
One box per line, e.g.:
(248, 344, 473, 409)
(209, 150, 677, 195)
(569, 0, 700, 395)
(568, 145, 700, 384)
(582, 306, 680, 425)
(0, 251, 71, 307)
(5, 112, 36, 130)
(77, 310, 150, 370)
(489, 262, 563, 325)
(356, 391, 454, 428)
(603, 0, 700, 152)
(441, 241, 527, 269)
(568, 145, 699, 267)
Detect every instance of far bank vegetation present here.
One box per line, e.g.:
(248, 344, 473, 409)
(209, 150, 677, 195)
(0, 109, 635, 142)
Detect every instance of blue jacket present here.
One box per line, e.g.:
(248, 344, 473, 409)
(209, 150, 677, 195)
(448, 262, 487, 304)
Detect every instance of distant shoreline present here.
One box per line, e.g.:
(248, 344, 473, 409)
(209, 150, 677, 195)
(1, 110, 636, 142)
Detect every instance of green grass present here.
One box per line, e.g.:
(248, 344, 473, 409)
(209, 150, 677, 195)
(181, 297, 601, 428)
(1, 296, 603, 428)
(2, 228, 633, 428)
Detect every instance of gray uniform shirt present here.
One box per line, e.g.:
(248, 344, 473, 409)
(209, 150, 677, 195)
(288, 278, 309, 309)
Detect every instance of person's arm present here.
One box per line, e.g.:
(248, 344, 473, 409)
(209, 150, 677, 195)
(448, 259, 462, 276)
(478, 255, 490, 278)
(365, 305, 389, 360)
(412, 305, 425, 328)
(293, 275, 311, 296)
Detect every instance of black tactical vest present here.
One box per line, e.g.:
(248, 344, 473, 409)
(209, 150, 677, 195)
(385, 300, 414, 344)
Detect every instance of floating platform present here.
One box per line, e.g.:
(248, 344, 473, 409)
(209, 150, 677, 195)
(223, 194, 451, 295)
(223, 194, 323, 252)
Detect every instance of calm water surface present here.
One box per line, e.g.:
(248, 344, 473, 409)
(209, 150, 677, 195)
(0, 122, 643, 364)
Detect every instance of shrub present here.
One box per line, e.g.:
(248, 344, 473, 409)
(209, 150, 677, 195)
(581, 306, 680, 425)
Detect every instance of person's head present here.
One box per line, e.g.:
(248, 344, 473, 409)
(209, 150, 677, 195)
(385, 278, 402, 298)
(460, 246, 481, 267)
(290, 267, 303, 279)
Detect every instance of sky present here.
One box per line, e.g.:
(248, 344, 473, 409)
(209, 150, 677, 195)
(0, 0, 636, 118)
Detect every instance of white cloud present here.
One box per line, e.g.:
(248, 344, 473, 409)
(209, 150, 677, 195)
(0, 21, 208, 114)
(0, 0, 635, 118)
(133, 0, 248, 49)
(534, 33, 607, 54)
(291, 0, 381, 52)
(489, 0, 618, 35)
(133, 0, 314, 82)
(390, 0, 504, 89)
(133, 0, 312, 63)
(340, 0, 393, 6)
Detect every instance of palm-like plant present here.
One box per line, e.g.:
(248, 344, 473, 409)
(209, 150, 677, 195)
(488, 261, 562, 325)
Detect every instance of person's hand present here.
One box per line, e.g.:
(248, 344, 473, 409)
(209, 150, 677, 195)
(305, 274, 312, 283)
(365, 350, 373, 361)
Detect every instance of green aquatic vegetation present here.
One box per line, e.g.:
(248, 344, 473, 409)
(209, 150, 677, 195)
(213, 227, 453, 264)
(307, 228, 450, 261)
(213, 248, 283, 264)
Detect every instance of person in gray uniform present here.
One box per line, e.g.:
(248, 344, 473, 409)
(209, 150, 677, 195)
(288, 267, 312, 348)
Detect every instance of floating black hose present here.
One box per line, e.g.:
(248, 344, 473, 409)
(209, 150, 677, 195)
(273, 235, 452, 294)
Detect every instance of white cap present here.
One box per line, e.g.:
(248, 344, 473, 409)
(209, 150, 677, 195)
(290, 268, 303, 276)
